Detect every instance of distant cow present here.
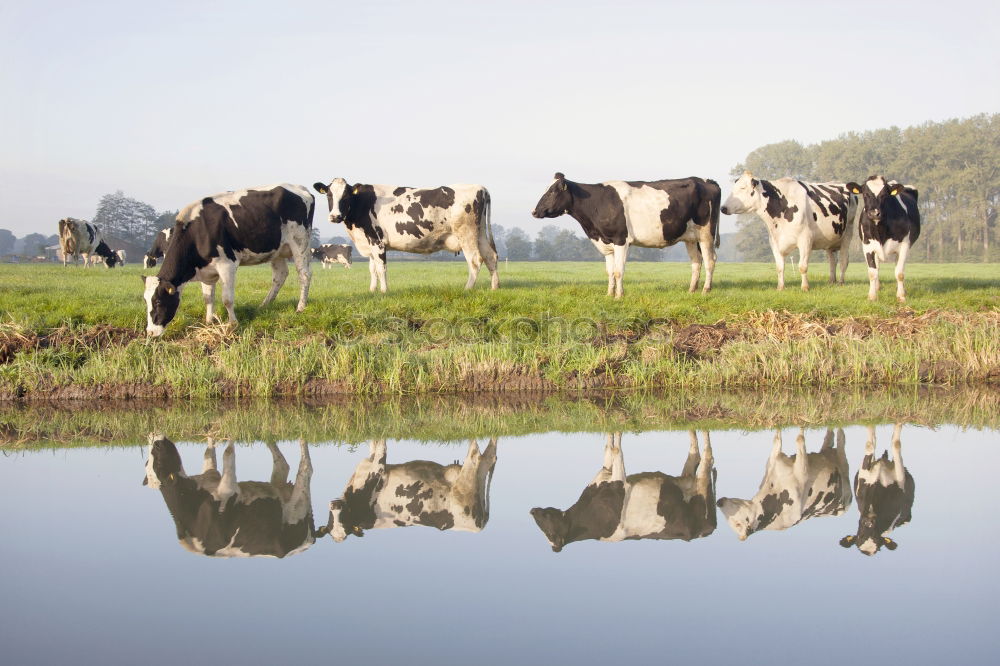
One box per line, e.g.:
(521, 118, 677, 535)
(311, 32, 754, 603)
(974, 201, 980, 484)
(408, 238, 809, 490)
(143, 228, 172, 268)
(57, 218, 121, 268)
(846, 176, 921, 302)
(313, 179, 498, 292)
(530, 431, 716, 552)
(531, 173, 721, 298)
(717, 428, 852, 540)
(312, 243, 352, 269)
(721, 172, 860, 290)
(143, 435, 316, 558)
(142, 183, 314, 337)
(320, 438, 497, 541)
(115, 249, 126, 265)
(840, 424, 914, 556)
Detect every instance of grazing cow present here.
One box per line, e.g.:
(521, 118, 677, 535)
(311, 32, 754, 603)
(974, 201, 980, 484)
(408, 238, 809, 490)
(320, 438, 497, 542)
(717, 428, 851, 541)
(143, 228, 172, 268)
(143, 435, 316, 558)
(840, 424, 914, 556)
(57, 218, 121, 268)
(846, 176, 921, 302)
(530, 431, 716, 552)
(530, 173, 721, 298)
(721, 172, 860, 290)
(313, 179, 498, 292)
(141, 183, 314, 337)
(312, 243, 352, 269)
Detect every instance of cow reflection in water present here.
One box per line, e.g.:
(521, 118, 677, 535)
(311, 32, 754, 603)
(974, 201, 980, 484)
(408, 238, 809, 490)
(841, 424, 914, 556)
(530, 431, 716, 552)
(717, 428, 851, 541)
(321, 438, 497, 541)
(144, 435, 316, 558)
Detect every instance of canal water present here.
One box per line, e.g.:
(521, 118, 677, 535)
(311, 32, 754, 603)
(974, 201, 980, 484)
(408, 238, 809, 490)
(0, 400, 997, 664)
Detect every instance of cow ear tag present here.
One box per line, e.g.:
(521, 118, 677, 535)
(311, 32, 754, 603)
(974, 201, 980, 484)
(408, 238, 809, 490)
(889, 185, 902, 196)
(851, 186, 861, 194)
(352, 186, 360, 195)
(166, 286, 175, 295)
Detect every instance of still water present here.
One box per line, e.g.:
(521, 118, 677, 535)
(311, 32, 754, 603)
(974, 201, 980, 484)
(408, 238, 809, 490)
(1, 404, 997, 665)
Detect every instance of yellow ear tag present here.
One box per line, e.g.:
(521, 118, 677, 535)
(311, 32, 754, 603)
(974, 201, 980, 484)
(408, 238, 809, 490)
(352, 186, 360, 195)
(852, 187, 860, 194)
(166, 286, 175, 295)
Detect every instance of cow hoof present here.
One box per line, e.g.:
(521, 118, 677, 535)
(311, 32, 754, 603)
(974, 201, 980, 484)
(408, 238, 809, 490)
(801, 286, 809, 292)
(897, 297, 906, 303)
(296, 304, 306, 313)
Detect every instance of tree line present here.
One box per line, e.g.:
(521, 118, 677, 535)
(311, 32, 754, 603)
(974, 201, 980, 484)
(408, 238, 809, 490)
(731, 113, 998, 263)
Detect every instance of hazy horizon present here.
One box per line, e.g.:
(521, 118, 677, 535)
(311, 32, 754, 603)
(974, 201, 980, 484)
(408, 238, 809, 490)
(3, 0, 998, 239)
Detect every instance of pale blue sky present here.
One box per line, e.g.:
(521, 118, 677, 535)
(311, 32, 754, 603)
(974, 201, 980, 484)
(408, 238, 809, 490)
(2, 0, 997, 237)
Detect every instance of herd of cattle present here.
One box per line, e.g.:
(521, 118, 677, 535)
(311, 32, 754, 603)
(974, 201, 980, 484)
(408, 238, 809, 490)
(54, 173, 921, 336)
(143, 425, 913, 559)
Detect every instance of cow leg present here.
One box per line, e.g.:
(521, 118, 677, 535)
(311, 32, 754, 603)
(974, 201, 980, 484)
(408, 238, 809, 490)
(827, 250, 837, 285)
(865, 251, 880, 301)
(612, 245, 627, 299)
(838, 242, 850, 285)
(695, 431, 714, 501)
(217, 262, 239, 324)
(463, 250, 483, 290)
(699, 238, 716, 293)
(215, 442, 238, 505)
(682, 430, 701, 477)
(265, 441, 290, 486)
(200, 281, 218, 324)
(685, 242, 702, 293)
(368, 256, 378, 292)
(594, 432, 625, 484)
(284, 439, 313, 524)
(371, 249, 388, 293)
(290, 244, 312, 312)
(769, 430, 784, 465)
(202, 440, 218, 473)
(604, 252, 615, 296)
(262, 258, 289, 307)
(478, 236, 499, 290)
(796, 237, 812, 291)
(821, 427, 835, 451)
(771, 244, 786, 291)
(891, 424, 905, 485)
(894, 242, 910, 302)
(793, 428, 808, 487)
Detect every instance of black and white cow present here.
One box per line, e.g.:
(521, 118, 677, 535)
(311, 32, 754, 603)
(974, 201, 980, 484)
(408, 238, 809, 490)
(721, 172, 860, 290)
(846, 176, 921, 302)
(143, 435, 316, 558)
(141, 183, 314, 337)
(313, 179, 498, 292)
(531, 173, 721, 298)
(143, 228, 172, 268)
(717, 428, 852, 541)
(530, 431, 716, 552)
(312, 243, 352, 269)
(840, 424, 914, 556)
(115, 249, 126, 265)
(57, 217, 121, 268)
(320, 438, 497, 542)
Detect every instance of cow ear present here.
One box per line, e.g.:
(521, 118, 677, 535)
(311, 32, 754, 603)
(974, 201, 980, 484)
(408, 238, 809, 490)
(839, 535, 855, 548)
(888, 184, 903, 197)
(554, 172, 565, 180)
(351, 184, 361, 195)
(750, 179, 759, 190)
(883, 537, 898, 551)
(846, 182, 862, 195)
(313, 182, 329, 194)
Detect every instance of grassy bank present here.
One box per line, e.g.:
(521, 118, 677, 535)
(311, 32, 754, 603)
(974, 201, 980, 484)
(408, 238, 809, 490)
(1, 262, 998, 398)
(2, 386, 997, 449)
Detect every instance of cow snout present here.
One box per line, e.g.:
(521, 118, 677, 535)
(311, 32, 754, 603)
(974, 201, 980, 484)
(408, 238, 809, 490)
(328, 213, 342, 224)
(531, 209, 542, 218)
(146, 325, 165, 338)
(720, 205, 730, 215)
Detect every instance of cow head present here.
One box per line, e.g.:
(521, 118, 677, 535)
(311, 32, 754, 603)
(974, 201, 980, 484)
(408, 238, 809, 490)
(846, 176, 904, 225)
(142, 276, 181, 337)
(143, 254, 158, 269)
(313, 178, 354, 224)
(720, 171, 761, 216)
(103, 252, 122, 269)
(531, 173, 572, 219)
(143, 433, 185, 489)
(530, 507, 569, 552)
(321, 498, 366, 542)
(840, 533, 898, 556)
(716, 497, 754, 541)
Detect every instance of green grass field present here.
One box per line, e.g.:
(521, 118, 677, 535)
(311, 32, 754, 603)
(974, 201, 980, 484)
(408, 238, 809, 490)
(1, 261, 997, 398)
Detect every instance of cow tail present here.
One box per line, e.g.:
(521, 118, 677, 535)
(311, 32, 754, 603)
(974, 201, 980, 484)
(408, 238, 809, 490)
(484, 190, 496, 253)
(709, 180, 721, 249)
